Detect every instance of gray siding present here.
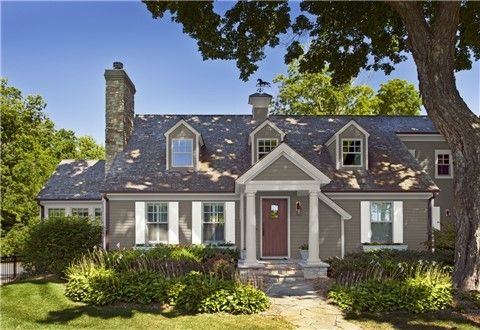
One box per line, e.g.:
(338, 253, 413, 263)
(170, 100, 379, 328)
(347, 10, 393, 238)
(338, 125, 368, 170)
(109, 200, 135, 249)
(319, 201, 342, 259)
(178, 201, 192, 244)
(253, 156, 314, 181)
(402, 140, 453, 224)
(167, 124, 197, 170)
(253, 125, 281, 163)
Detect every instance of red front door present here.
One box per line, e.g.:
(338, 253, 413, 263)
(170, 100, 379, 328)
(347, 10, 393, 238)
(262, 198, 288, 257)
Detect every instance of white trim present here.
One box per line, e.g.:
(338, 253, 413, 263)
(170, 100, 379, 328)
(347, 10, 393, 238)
(102, 197, 107, 249)
(393, 201, 404, 243)
(432, 206, 441, 230)
(340, 138, 364, 168)
(164, 119, 204, 146)
(248, 120, 285, 145)
(41, 202, 102, 218)
(191, 201, 202, 244)
(318, 192, 352, 220)
(246, 181, 321, 193)
(434, 149, 453, 179)
(326, 192, 434, 200)
(105, 193, 238, 201)
(225, 201, 236, 244)
(166, 135, 170, 170)
(360, 201, 371, 243)
(340, 218, 345, 258)
(396, 133, 445, 142)
(236, 143, 331, 185)
(168, 201, 179, 244)
(171, 138, 194, 168)
(326, 120, 370, 146)
(260, 196, 290, 259)
(240, 193, 245, 251)
(135, 202, 146, 245)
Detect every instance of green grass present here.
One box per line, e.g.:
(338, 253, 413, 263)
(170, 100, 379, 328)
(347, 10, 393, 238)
(347, 311, 480, 330)
(0, 278, 291, 329)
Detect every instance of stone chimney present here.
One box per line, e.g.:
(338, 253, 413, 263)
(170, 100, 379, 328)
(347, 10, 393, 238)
(104, 62, 136, 173)
(248, 92, 272, 121)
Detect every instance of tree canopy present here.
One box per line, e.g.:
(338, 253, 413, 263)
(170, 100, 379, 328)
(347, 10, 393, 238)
(272, 61, 421, 116)
(0, 79, 105, 231)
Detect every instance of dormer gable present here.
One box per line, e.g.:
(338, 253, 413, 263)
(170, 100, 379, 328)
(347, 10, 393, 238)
(164, 119, 204, 171)
(248, 120, 286, 165)
(326, 120, 370, 170)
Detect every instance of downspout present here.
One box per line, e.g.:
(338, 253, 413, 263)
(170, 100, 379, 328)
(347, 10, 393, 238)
(427, 192, 438, 252)
(102, 194, 110, 250)
(340, 217, 345, 258)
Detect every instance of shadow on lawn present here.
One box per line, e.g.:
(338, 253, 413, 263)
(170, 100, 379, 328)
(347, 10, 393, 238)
(345, 310, 480, 330)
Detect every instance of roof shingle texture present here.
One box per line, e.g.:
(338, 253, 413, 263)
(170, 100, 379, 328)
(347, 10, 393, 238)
(38, 115, 440, 200)
(37, 160, 105, 200)
(102, 115, 439, 194)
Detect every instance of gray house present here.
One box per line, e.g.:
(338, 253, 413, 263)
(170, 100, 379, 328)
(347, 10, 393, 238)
(37, 63, 454, 278)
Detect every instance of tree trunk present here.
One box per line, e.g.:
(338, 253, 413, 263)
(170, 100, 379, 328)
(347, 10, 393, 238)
(390, 1, 480, 291)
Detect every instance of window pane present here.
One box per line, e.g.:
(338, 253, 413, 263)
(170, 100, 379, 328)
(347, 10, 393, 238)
(173, 153, 192, 166)
(72, 208, 89, 217)
(146, 203, 168, 223)
(371, 223, 393, 243)
(271, 204, 279, 219)
(342, 140, 362, 166)
(147, 223, 168, 243)
(48, 208, 65, 217)
(203, 223, 225, 242)
(94, 208, 102, 219)
(342, 153, 361, 166)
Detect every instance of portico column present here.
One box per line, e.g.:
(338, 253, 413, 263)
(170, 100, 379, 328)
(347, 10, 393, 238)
(308, 191, 321, 265)
(245, 191, 258, 265)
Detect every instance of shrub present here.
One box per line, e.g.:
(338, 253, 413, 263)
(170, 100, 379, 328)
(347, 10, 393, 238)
(328, 264, 453, 313)
(434, 221, 456, 251)
(117, 270, 171, 304)
(65, 265, 118, 305)
(200, 284, 270, 314)
(23, 216, 102, 275)
(0, 221, 37, 256)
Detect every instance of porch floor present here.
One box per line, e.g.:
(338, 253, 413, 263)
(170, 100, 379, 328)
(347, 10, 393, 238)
(238, 259, 329, 281)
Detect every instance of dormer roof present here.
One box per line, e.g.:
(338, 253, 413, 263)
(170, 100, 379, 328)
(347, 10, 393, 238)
(164, 119, 204, 146)
(326, 119, 369, 146)
(248, 119, 286, 145)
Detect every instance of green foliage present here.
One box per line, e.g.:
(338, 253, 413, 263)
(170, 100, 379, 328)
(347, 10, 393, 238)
(327, 250, 454, 280)
(328, 269, 453, 313)
(272, 61, 420, 116)
(65, 247, 268, 314)
(0, 220, 37, 256)
(23, 216, 102, 275)
(434, 221, 456, 251)
(143, 2, 478, 82)
(200, 284, 270, 314)
(0, 79, 105, 233)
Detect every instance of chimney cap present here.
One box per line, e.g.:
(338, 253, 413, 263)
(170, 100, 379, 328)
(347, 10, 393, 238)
(113, 62, 124, 70)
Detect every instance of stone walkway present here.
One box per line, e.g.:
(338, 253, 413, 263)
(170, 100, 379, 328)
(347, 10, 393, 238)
(265, 280, 360, 330)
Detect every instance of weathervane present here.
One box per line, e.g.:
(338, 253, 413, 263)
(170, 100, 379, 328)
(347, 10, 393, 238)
(256, 78, 271, 93)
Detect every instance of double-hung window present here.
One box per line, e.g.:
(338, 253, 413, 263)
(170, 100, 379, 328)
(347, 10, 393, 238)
(203, 203, 225, 243)
(342, 139, 362, 166)
(146, 203, 168, 243)
(370, 202, 393, 243)
(172, 139, 193, 167)
(257, 139, 278, 160)
(94, 208, 102, 220)
(48, 208, 65, 217)
(72, 208, 89, 218)
(435, 150, 453, 178)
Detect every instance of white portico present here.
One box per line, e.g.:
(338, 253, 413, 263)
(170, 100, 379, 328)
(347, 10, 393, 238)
(235, 143, 351, 278)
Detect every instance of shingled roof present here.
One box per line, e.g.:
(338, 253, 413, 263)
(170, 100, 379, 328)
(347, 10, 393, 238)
(38, 115, 440, 200)
(37, 160, 104, 200)
(103, 115, 439, 193)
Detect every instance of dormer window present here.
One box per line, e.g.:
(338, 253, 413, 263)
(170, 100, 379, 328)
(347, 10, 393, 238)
(258, 138, 278, 160)
(342, 139, 363, 166)
(172, 139, 193, 167)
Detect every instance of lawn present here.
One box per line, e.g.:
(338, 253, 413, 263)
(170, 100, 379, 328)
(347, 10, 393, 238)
(0, 278, 292, 329)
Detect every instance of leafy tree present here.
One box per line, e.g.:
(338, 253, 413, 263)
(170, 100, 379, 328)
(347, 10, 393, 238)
(272, 61, 420, 115)
(144, 1, 480, 290)
(0, 79, 104, 232)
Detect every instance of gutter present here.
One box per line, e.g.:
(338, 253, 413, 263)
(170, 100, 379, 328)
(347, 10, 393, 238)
(427, 192, 438, 252)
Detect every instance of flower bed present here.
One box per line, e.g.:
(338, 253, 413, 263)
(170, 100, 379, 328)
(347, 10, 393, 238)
(326, 250, 454, 313)
(65, 245, 269, 314)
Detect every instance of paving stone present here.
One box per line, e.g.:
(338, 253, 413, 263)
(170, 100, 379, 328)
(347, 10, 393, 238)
(266, 280, 359, 330)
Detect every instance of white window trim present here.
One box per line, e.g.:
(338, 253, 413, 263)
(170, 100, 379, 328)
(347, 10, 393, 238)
(71, 207, 90, 217)
(434, 149, 453, 179)
(369, 201, 394, 243)
(256, 138, 279, 162)
(145, 202, 169, 244)
(361, 201, 403, 244)
(341, 138, 363, 167)
(171, 138, 194, 168)
(202, 202, 226, 244)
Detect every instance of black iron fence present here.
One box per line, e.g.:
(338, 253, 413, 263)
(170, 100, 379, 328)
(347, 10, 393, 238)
(1, 256, 24, 284)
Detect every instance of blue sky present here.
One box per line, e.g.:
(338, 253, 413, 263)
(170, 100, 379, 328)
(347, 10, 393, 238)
(2, 1, 479, 144)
